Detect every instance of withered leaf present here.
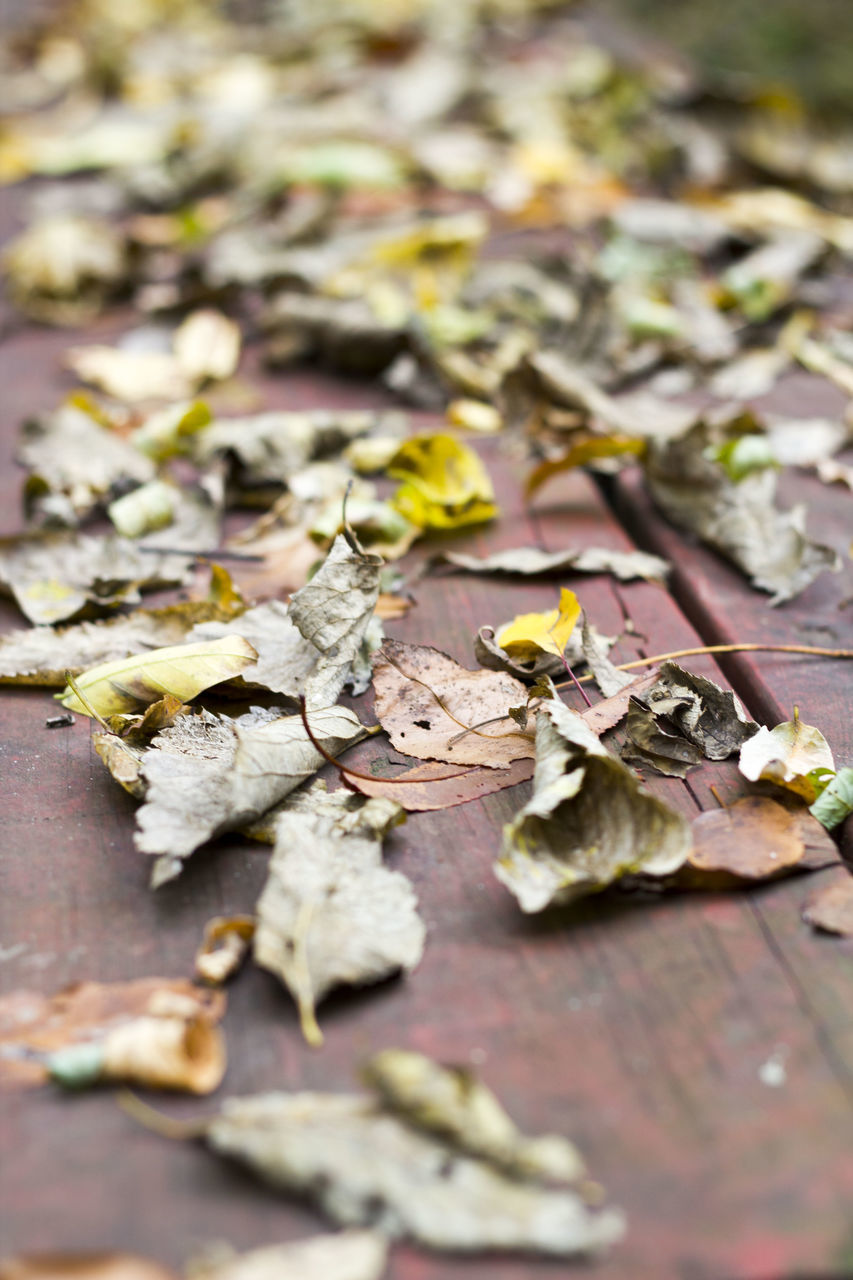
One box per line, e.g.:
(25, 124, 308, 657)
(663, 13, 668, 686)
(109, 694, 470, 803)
(58, 635, 258, 718)
(195, 917, 256, 986)
(0, 978, 224, 1091)
(433, 544, 668, 584)
(622, 699, 704, 778)
(2, 214, 126, 324)
(19, 401, 155, 527)
(189, 602, 319, 699)
(254, 804, 422, 1046)
(347, 757, 536, 813)
(579, 670, 661, 737)
(244, 777, 404, 844)
(173, 309, 241, 384)
(0, 595, 241, 687)
(0, 530, 194, 626)
(496, 699, 691, 912)
(739, 716, 835, 801)
(631, 662, 759, 760)
(687, 798, 805, 883)
(645, 420, 841, 604)
(205, 1087, 624, 1254)
(580, 615, 634, 698)
(288, 534, 382, 708)
(474, 623, 583, 681)
(803, 874, 853, 936)
(363, 1049, 584, 1183)
(134, 706, 368, 884)
(187, 1231, 388, 1280)
(64, 346, 194, 403)
(373, 639, 534, 768)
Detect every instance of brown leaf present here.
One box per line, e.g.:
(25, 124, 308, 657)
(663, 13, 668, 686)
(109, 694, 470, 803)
(373, 639, 534, 768)
(687, 798, 805, 883)
(0, 978, 224, 1090)
(195, 916, 256, 986)
(348, 757, 536, 812)
(803, 875, 853, 935)
(580, 670, 660, 736)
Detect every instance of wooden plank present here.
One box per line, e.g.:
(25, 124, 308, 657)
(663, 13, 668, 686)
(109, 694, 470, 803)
(610, 367, 853, 859)
(2, 336, 853, 1280)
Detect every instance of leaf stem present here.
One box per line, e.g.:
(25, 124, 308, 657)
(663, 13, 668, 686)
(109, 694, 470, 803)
(118, 1090, 209, 1140)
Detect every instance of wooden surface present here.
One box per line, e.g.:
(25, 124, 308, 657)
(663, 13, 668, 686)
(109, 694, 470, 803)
(2, 322, 853, 1280)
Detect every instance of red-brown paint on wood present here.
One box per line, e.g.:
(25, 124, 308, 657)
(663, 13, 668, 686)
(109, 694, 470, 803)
(2, 331, 853, 1280)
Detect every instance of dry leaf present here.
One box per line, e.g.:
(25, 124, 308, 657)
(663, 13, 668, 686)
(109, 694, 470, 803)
(58, 635, 258, 718)
(205, 1087, 624, 1255)
(363, 1049, 584, 1183)
(580, 616, 634, 698)
(244, 777, 404, 844)
(433, 545, 668, 584)
(195, 917, 256, 986)
(387, 433, 497, 530)
(687, 798, 805, 883)
(373, 639, 534, 768)
(2, 214, 125, 324)
(186, 1232, 388, 1280)
(0, 978, 224, 1091)
(739, 716, 836, 801)
(622, 700, 704, 778)
(630, 662, 759, 760)
(0, 592, 241, 687)
(188, 602, 319, 699)
(18, 401, 155, 526)
(645, 420, 841, 604)
(496, 699, 691, 912)
(347, 757, 536, 812)
(803, 876, 853, 936)
(525, 435, 646, 498)
(254, 803, 422, 1046)
(134, 706, 369, 884)
(474, 623, 584, 681)
(287, 534, 383, 707)
(0, 530, 194, 626)
(579, 670, 661, 736)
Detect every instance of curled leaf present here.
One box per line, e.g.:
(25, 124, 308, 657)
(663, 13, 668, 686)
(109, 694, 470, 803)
(432, 544, 668, 584)
(739, 716, 836, 801)
(495, 588, 581, 663)
(195, 917, 256, 986)
(496, 699, 691, 912)
(58, 635, 258, 718)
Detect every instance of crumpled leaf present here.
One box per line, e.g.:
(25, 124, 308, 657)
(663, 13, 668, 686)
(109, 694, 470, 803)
(0, 530, 195, 625)
(187, 1231, 388, 1280)
(495, 588, 581, 664)
(0, 1255, 176, 1280)
(579, 670, 662, 736)
(803, 875, 853, 936)
(810, 767, 853, 831)
(134, 706, 368, 884)
(622, 700, 704, 777)
(373, 639, 534, 768)
(0, 978, 224, 1091)
(244, 777, 404, 845)
(205, 1080, 624, 1255)
(645, 420, 841, 604)
(432, 544, 668, 584)
(195, 917, 256, 986)
(685, 798, 806, 884)
(0, 587, 241, 687)
(18, 401, 155, 527)
(474, 623, 587, 682)
(2, 214, 125, 324)
(288, 534, 382, 708)
(188, 602, 319, 699)
(739, 715, 836, 801)
(363, 1049, 585, 1183)
(525, 435, 646, 498)
(495, 699, 691, 912)
(58, 634, 258, 718)
(622, 661, 759, 775)
(346, 757, 536, 813)
(254, 802, 422, 1046)
(64, 346, 195, 404)
(387, 434, 497, 530)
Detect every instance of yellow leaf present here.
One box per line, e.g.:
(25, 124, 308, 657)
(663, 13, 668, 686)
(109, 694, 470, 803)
(496, 589, 581, 662)
(388, 433, 497, 531)
(58, 634, 258, 717)
(525, 435, 646, 500)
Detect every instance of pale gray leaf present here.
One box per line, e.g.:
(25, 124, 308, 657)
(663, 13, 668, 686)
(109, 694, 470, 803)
(189, 1231, 389, 1280)
(434, 545, 668, 584)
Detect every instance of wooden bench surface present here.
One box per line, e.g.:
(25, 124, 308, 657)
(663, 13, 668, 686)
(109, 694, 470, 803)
(2, 299, 853, 1280)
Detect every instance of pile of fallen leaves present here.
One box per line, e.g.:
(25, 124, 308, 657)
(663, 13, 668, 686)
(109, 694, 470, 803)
(2, 0, 853, 1273)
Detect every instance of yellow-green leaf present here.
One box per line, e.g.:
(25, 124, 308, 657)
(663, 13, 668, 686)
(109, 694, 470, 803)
(58, 634, 258, 717)
(495, 588, 581, 663)
(388, 433, 497, 531)
(525, 435, 646, 500)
